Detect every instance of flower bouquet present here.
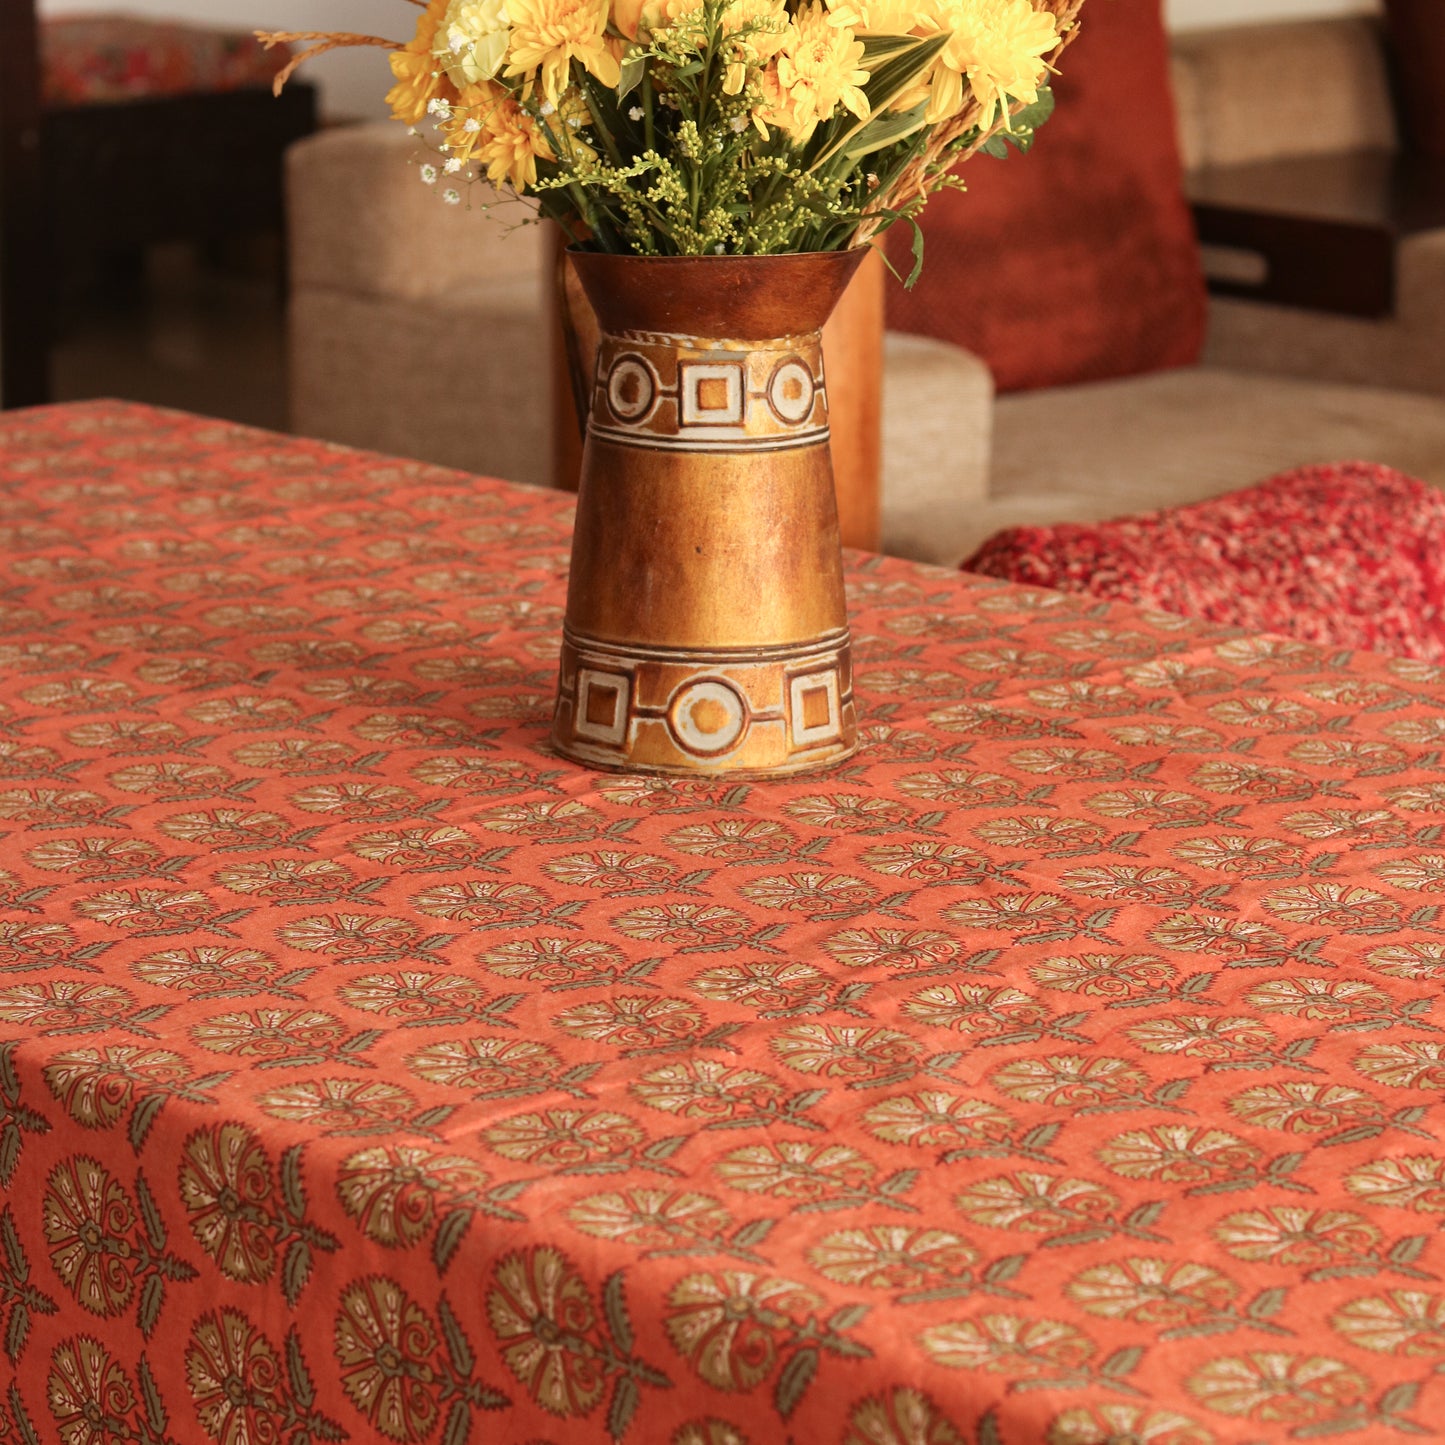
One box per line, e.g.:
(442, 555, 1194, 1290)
(261, 0, 1082, 267)
(262, 0, 1086, 779)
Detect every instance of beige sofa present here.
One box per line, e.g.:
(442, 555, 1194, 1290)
(288, 16, 1445, 565)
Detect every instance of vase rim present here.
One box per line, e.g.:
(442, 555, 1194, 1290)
(566, 246, 870, 337)
(563, 245, 871, 260)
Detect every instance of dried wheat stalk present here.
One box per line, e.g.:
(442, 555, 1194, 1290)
(255, 30, 399, 95)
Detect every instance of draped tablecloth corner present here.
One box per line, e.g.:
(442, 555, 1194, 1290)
(3, 400, 1445, 1444)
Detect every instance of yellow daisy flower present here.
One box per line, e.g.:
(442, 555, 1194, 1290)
(505, 0, 620, 104)
(386, 0, 455, 124)
(756, 3, 869, 145)
(921, 0, 1059, 127)
(443, 81, 558, 192)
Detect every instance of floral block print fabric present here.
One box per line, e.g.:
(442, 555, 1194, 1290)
(6, 403, 1445, 1443)
(40, 17, 290, 108)
(962, 461, 1445, 665)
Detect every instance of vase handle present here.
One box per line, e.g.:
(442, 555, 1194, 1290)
(556, 247, 599, 441)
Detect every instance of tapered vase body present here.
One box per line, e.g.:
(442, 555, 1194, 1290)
(551, 249, 864, 777)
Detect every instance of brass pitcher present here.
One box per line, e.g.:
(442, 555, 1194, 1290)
(551, 249, 865, 778)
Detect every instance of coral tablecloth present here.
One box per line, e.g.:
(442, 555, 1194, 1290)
(5, 402, 1445, 1445)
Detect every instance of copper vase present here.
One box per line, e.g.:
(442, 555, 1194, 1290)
(551, 249, 865, 777)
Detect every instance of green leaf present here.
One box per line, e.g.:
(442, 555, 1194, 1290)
(138, 1354, 168, 1431)
(137, 1274, 165, 1339)
(1247, 1287, 1287, 1319)
(1124, 1200, 1166, 1230)
(135, 1171, 166, 1251)
(607, 1374, 641, 1442)
(4, 1303, 28, 1364)
(827, 1303, 869, 1332)
(618, 50, 646, 100)
(1380, 1381, 1420, 1415)
(1100, 1345, 1143, 1378)
(438, 1294, 475, 1374)
(441, 1399, 471, 1445)
(838, 102, 929, 163)
(859, 32, 927, 63)
(282, 1239, 312, 1308)
(905, 217, 925, 290)
(995, 86, 1055, 153)
(731, 1218, 775, 1248)
(774, 1346, 819, 1419)
(603, 1271, 635, 1353)
(1390, 1235, 1428, 1265)
(287, 1328, 317, 1408)
(0, 1210, 25, 1281)
(280, 1144, 306, 1221)
(8, 1381, 40, 1445)
(983, 1253, 1026, 1284)
(0, 1126, 19, 1189)
(433, 1209, 473, 1275)
(880, 1168, 918, 1197)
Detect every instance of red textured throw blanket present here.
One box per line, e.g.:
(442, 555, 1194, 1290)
(964, 463, 1445, 661)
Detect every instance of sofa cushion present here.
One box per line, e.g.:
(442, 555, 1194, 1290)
(962, 461, 1445, 661)
(41, 16, 289, 107)
(885, 0, 1207, 393)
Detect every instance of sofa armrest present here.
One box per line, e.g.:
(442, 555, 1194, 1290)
(287, 124, 545, 303)
(879, 332, 994, 566)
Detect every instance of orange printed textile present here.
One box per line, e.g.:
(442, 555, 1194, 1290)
(5, 401, 1445, 1443)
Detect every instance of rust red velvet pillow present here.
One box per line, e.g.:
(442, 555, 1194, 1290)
(885, 0, 1207, 393)
(961, 462, 1445, 662)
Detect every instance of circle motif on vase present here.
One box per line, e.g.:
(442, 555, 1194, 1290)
(606, 356, 658, 423)
(767, 359, 815, 425)
(668, 679, 748, 755)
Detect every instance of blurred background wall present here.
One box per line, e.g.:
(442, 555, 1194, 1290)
(1167, 0, 1376, 28)
(30, 0, 1385, 122)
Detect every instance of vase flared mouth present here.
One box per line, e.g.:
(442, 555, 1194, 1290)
(567, 247, 869, 337)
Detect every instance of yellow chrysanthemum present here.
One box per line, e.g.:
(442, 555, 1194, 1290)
(435, 0, 513, 88)
(443, 81, 558, 191)
(824, 0, 925, 34)
(505, 0, 620, 104)
(755, 3, 869, 144)
(921, 0, 1059, 127)
(386, 0, 454, 124)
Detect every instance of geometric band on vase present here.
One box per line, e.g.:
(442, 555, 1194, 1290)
(554, 625, 857, 777)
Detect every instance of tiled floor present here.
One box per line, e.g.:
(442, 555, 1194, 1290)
(50, 241, 289, 432)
